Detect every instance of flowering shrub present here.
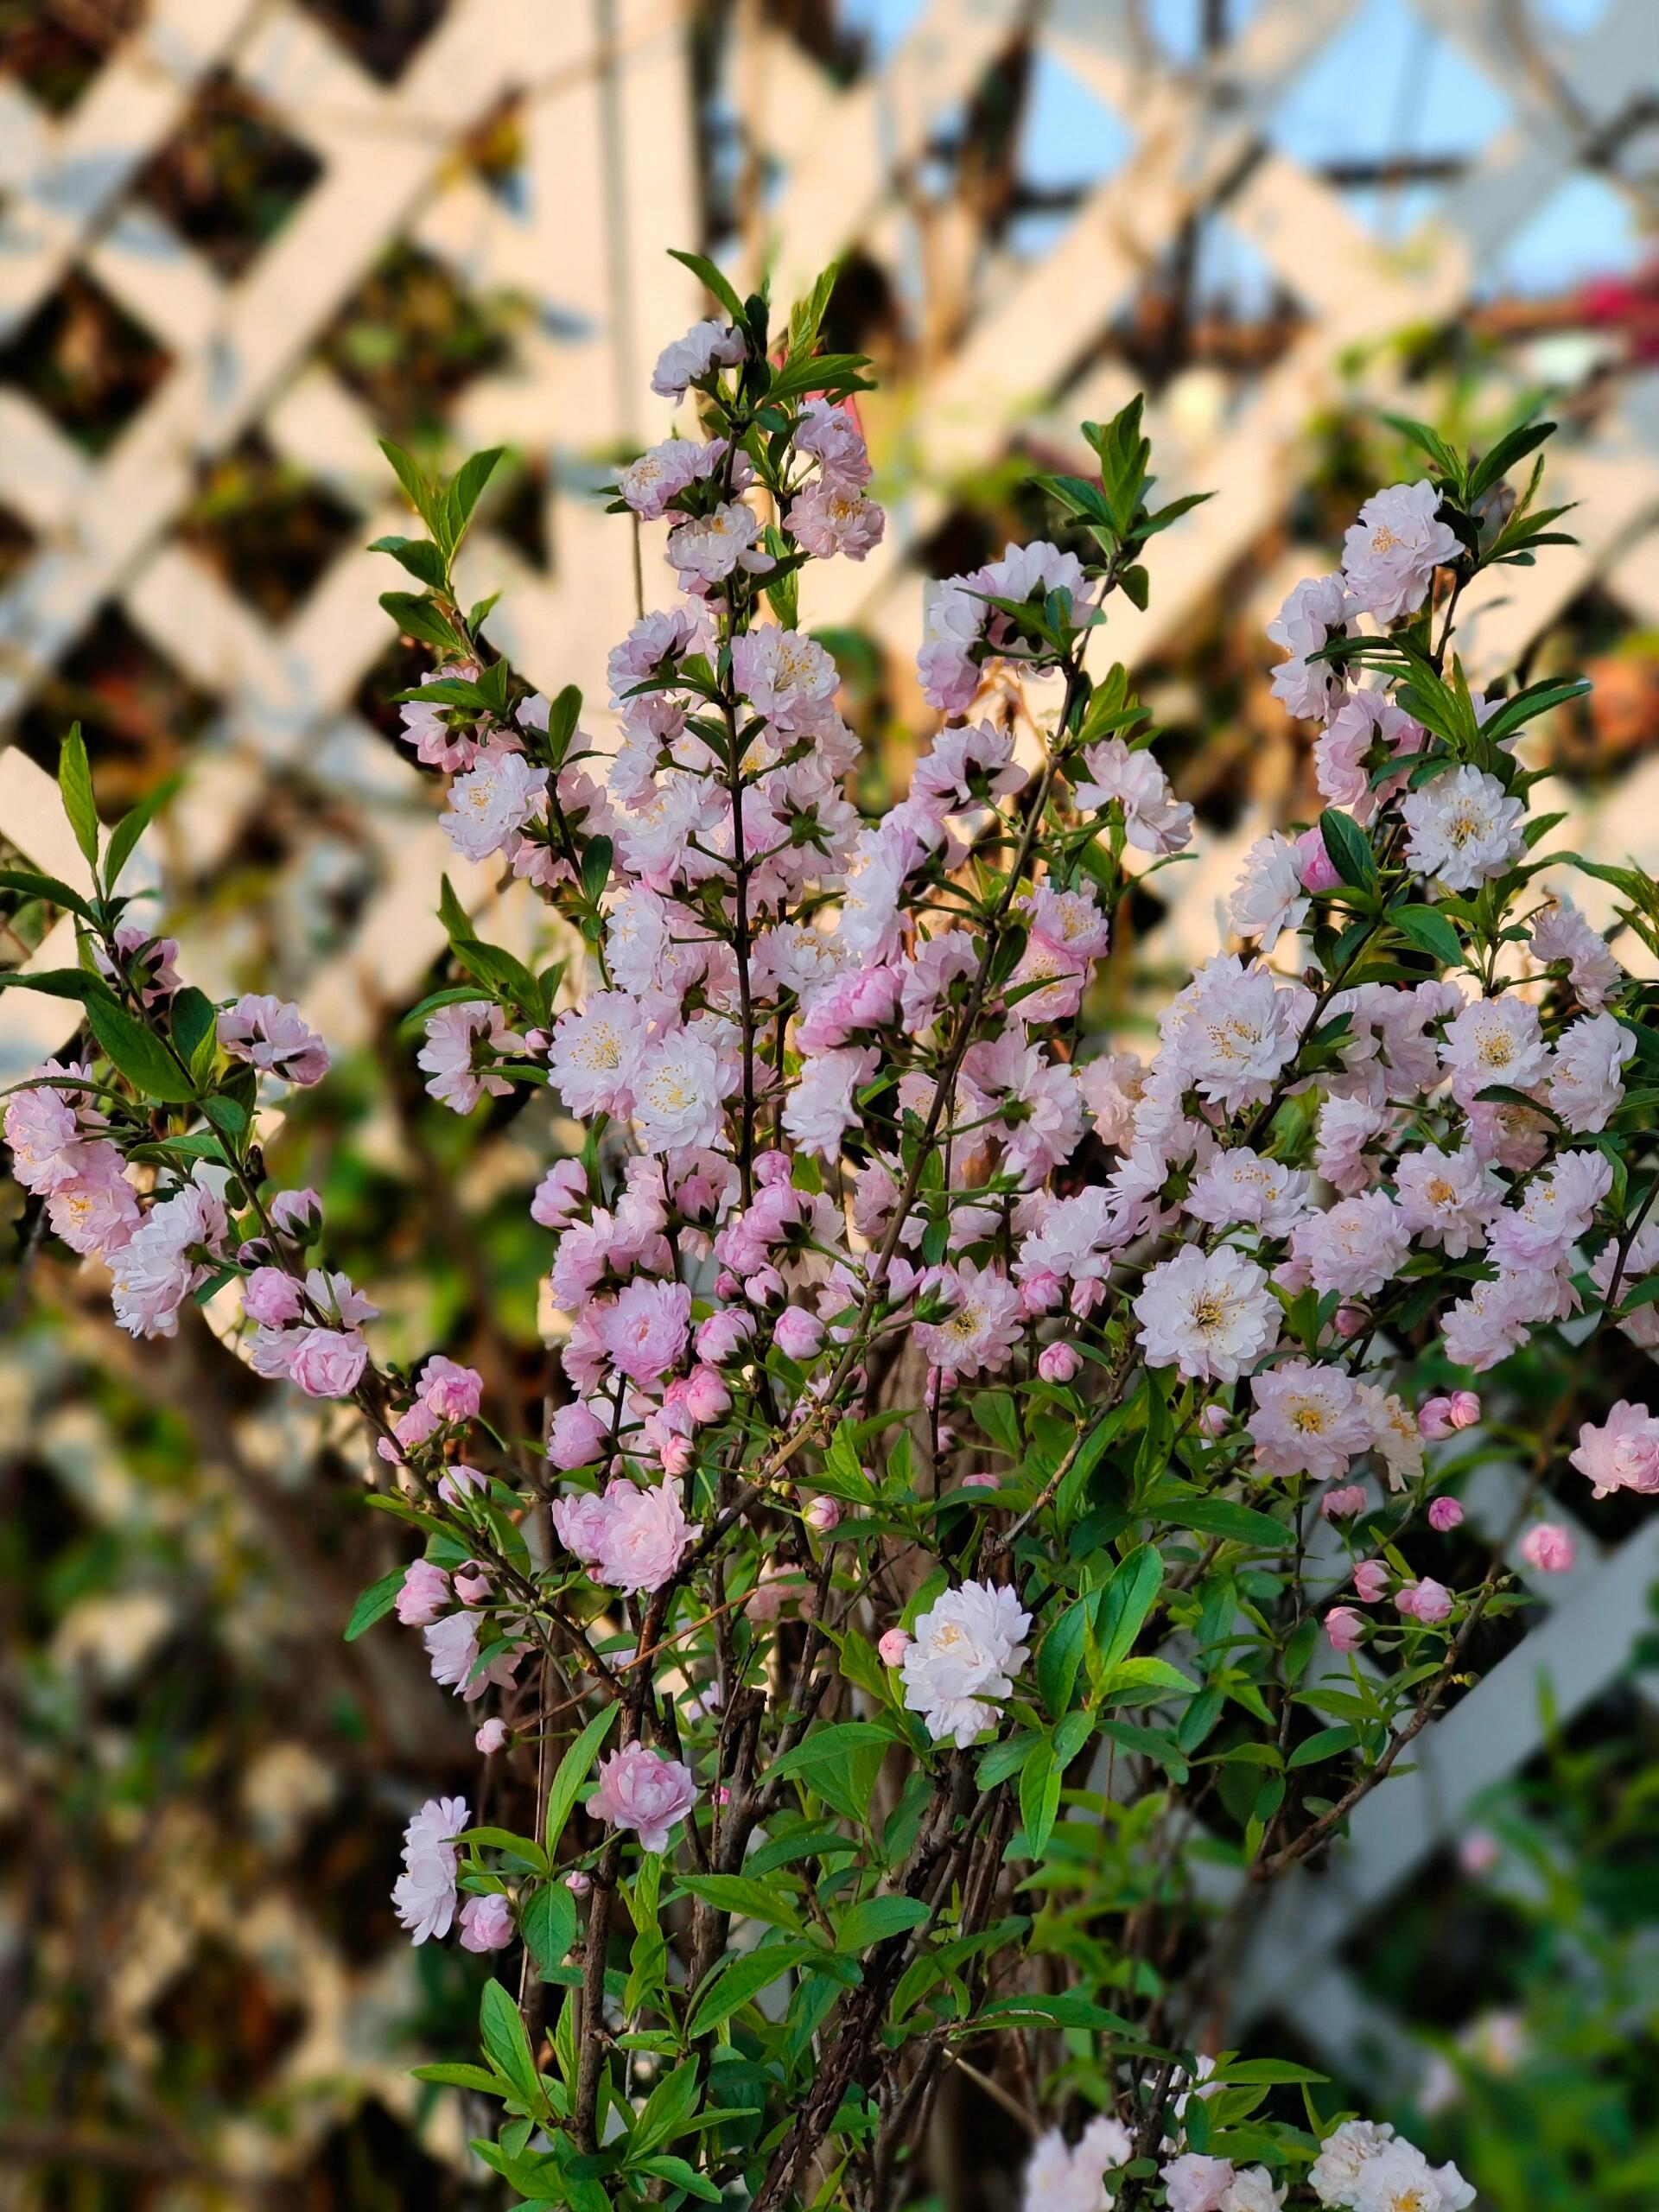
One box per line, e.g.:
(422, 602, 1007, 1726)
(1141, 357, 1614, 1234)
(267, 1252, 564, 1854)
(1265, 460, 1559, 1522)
(6, 251, 1659, 2211)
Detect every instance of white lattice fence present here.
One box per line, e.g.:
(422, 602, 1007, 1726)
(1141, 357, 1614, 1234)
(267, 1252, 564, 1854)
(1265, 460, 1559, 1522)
(3, 0, 1659, 2110)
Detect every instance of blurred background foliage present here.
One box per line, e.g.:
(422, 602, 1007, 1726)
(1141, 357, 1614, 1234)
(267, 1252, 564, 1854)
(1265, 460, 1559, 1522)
(3, 0, 1658, 2204)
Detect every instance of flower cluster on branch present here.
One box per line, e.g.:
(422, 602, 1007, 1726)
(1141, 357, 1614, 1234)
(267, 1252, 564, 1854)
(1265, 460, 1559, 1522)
(6, 249, 1659, 2212)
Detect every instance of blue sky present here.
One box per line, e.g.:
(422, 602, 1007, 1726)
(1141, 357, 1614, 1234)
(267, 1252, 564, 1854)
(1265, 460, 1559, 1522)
(835, 0, 1637, 302)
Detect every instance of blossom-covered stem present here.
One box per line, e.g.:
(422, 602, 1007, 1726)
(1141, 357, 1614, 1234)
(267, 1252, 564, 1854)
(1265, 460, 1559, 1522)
(723, 685, 760, 1205)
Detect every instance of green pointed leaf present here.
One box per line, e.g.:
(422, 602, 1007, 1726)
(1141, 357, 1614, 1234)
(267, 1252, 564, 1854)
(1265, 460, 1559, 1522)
(1317, 809, 1377, 892)
(548, 1702, 620, 1854)
(102, 778, 179, 892)
(58, 725, 99, 870)
(666, 247, 747, 329)
(835, 1894, 928, 1954)
(522, 1880, 578, 1974)
(0, 967, 113, 1005)
(0, 867, 96, 922)
(479, 1977, 545, 2112)
(1096, 1543, 1164, 1672)
(86, 996, 194, 1103)
(687, 1936, 816, 2037)
(1392, 903, 1465, 968)
(343, 1566, 405, 1641)
(369, 533, 448, 588)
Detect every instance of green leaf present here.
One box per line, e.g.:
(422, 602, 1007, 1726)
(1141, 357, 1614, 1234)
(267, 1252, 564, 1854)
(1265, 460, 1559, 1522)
(767, 1720, 899, 1787)
(379, 588, 468, 657)
(1392, 902, 1465, 968)
(86, 997, 194, 1103)
(343, 1567, 404, 1642)
(1378, 411, 1464, 487)
(976, 1990, 1136, 2034)
(676, 1874, 807, 1937)
(170, 986, 216, 1073)
(687, 1937, 816, 2037)
(666, 247, 747, 329)
(1154, 1493, 1287, 1548)
(450, 935, 544, 1020)
(369, 533, 449, 588)
(411, 2062, 510, 2094)
(1018, 1741, 1062, 1859)
(1038, 1597, 1092, 1719)
(1467, 416, 1554, 505)
(581, 836, 613, 906)
(0, 867, 96, 922)
(632, 2155, 722, 2202)
(549, 1704, 620, 1854)
(835, 1894, 929, 1954)
(102, 779, 179, 892)
(479, 1978, 545, 2113)
(1096, 1544, 1164, 1672)
(766, 351, 874, 406)
(629, 2058, 702, 2156)
(1104, 1656, 1198, 1705)
(0, 967, 113, 1005)
(59, 725, 100, 869)
(1288, 1725, 1359, 1768)
(444, 447, 505, 555)
(1317, 808, 1377, 892)
(522, 1881, 579, 1975)
(379, 440, 442, 535)
(464, 1826, 550, 1870)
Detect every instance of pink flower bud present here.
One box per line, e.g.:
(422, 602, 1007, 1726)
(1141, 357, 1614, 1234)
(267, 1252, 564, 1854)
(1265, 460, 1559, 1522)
(1296, 823, 1343, 893)
(696, 1309, 755, 1364)
(268, 1187, 322, 1241)
(658, 1434, 695, 1478)
(243, 1265, 303, 1327)
(745, 1265, 785, 1309)
(289, 1326, 368, 1399)
(675, 1171, 717, 1223)
(680, 1364, 731, 1424)
(1398, 1576, 1452, 1624)
(564, 1869, 591, 1896)
(774, 1306, 824, 1362)
(1325, 1605, 1365, 1653)
(753, 1149, 792, 1188)
(1352, 1559, 1389, 1603)
(804, 1496, 841, 1535)
(715, 1268, 742, 1300)
(453, 1560, 491, 1605)
(1321, 1484, 1368, 1519)
(396, 1559, 451, 1627)
(1020, 1271, 1062, 1316)
(459, 1893, 514, 1953)
(1038, 1341, 1081, 1383)
(1198, 1404, 1230, 1439)
(474, 1718, 508, 1754)
(420, 1356, 484, 1422)
(1418, 1395, 1456, 1440)
(531, 1159, 588, 1229)
(1449, 1390, 1481, 1430)
(878, 1629, 912, 1667)
(1335, 1303, 1367, 1339)
(1459, 1830, 1499, 1877)
(1519, 1521, 1574, 1574)
(548, 1401, 609, 1470)
(1427, 1496, 1464, 1532)
(957, 1471, 997, 1491)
